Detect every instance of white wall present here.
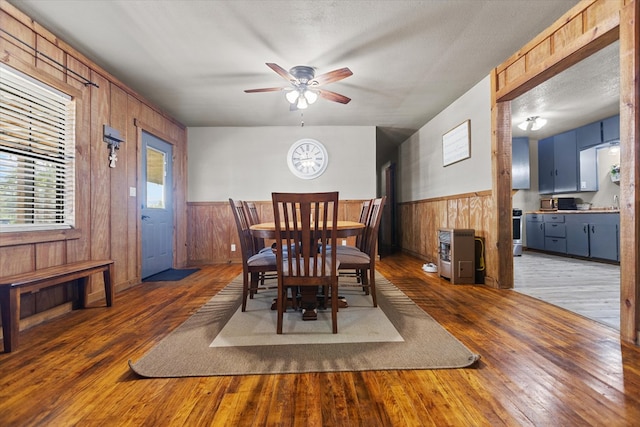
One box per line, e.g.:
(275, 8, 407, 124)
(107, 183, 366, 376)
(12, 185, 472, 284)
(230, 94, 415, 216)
(187, 126, 376, 201)
(397, 76, 492, 202)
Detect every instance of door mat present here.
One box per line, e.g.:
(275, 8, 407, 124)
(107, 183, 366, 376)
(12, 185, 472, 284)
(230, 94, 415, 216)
(142, 268, 200, 282)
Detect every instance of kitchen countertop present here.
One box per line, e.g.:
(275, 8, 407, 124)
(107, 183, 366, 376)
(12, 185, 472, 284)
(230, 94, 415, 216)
(528, 209, 620, 214)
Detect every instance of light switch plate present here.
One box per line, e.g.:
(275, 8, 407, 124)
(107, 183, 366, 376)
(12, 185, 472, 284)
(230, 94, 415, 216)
(129, 187, 136, 197)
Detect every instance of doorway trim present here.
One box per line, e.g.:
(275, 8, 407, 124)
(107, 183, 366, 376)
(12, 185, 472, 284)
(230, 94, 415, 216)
(491, 0, 639, 343)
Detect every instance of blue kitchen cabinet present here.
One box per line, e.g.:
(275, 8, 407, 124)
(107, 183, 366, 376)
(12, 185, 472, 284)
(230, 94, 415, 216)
(576, 121, 602, 150)
(525, 214, 545, 250)
(602, 115, 620, 143)
(565, 213, 619, 261)
(512, 137, 530, 189)
(538, 131, 578, 194)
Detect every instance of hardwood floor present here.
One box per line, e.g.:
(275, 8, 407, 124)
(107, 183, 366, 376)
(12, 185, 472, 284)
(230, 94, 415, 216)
(514, 251, 621, 329)
(1, 253, 639, 426)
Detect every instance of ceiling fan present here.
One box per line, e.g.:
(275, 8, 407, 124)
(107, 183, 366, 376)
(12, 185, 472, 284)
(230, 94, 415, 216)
(244, 63, 353, 110)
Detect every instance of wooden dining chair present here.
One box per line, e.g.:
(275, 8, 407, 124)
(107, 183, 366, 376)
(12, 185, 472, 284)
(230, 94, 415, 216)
(243, 201, 267, 253)
(271, 192, 340, 334)
(332, 197, 385, 307)
(229, 198, 278, 312)
(334, 198, 372, 254)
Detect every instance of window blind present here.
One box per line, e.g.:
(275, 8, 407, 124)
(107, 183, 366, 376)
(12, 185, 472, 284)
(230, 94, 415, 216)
(0, 64, 76, 231)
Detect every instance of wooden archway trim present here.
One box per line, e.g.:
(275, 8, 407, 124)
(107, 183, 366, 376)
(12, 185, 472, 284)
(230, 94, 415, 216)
(491, 0, 639, 343)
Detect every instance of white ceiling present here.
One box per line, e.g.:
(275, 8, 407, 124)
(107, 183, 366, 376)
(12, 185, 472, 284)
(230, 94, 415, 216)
(10, 0, 592, 146)
(511, 40, 620, 140)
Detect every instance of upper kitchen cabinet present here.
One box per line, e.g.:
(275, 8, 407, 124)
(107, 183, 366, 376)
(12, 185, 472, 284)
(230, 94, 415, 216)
(575, 115, 620, 149)
(538, 130, 578, 194)
(576, 121, 602, 150)
(512, 137, 530, 189)
(602, 114, 620, 143)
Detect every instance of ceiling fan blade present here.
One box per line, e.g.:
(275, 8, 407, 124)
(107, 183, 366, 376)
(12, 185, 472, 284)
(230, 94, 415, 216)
(318, 89, 351, 104)
(266, 63, 296, 83)
(311, 67, 353, 86)
(244, 87, 285, 93)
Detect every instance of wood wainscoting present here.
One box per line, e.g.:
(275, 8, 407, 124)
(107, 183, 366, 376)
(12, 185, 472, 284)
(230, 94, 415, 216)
(398, 190, 496, 287)
(187, 199, 368, 265)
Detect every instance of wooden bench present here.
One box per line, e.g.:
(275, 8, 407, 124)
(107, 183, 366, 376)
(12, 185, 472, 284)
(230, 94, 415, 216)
(0, 260, 114, 353)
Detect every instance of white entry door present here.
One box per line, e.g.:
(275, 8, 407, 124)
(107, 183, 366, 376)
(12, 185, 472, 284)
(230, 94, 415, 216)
(141, 132, 173, 279)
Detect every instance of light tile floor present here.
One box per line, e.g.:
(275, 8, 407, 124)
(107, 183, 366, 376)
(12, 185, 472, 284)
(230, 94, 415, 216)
(513, 251, 620, 329)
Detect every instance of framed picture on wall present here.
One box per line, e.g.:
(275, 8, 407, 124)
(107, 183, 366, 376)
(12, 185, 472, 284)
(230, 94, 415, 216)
(442, 120, 470, 166)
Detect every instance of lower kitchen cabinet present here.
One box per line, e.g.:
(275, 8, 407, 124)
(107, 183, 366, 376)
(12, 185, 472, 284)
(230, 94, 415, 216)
(526, 212, 619, 261)
(525, 214, 545, 250)
(561, 213, 619, 261)
(543, 214, 566, 254)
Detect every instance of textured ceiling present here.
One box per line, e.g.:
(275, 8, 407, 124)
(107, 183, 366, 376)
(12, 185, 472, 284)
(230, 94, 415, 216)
(511, 40, 620, 140)
(9, 0, 588, 145)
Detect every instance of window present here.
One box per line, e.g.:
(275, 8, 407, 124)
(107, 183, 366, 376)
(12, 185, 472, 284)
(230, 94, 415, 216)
(0, 64, 76, 232)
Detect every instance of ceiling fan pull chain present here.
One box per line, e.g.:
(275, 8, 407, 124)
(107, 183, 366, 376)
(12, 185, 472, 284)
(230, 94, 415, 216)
(301, 112, 304, 127)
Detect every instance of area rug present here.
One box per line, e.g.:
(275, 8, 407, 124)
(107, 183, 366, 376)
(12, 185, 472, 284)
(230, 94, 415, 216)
(129, 273, 480, 377)
(210, 285, 404, 347)
(142, 268, 200, 282)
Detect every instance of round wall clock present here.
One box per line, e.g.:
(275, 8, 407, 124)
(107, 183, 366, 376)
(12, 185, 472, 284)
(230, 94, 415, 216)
(287, 138, 328, 179)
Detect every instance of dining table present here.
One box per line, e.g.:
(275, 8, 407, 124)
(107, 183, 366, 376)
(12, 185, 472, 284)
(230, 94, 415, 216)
(249, 220, 365, 320)
(249, 220, 364, 239)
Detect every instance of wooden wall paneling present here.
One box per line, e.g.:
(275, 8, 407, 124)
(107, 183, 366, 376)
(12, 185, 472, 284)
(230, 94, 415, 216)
(0, 9, 34, 65)
(109, 83, 129, 288)
(173, 128, 188, 268)
(468, 195, 485, 283)
(436, 199, 448, 231)
(480, 195, 496, 287)
(215, 204, 235, 263)
(187, 204, 214, 265)
(126, 95, 141, 284)
(416, 202, 428, 257)
(427, 201, 439, 262)
(139, 103, 164, 133)
(527, 39, 552, 68)
(457, 198, 470, 229)
(446, 199, 458, 229)
(405, 203, 416, 255)
(412, 202, 422, 258)
(34, 34, 64, 80)
(89, 72, 111, 296)
(0, 245, 35, 324)
(618, 0, 639, 343)
(65, 56, 92, 264)
(584, 0, 626, 32)
(0, 245, 35, 276)
(397, 204, 408, 254)
(35, 241, 66, 269)
(552, 12, 585, 52)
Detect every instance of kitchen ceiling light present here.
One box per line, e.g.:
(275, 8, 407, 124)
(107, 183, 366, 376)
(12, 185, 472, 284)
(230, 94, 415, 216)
(518, 116, 547, 131)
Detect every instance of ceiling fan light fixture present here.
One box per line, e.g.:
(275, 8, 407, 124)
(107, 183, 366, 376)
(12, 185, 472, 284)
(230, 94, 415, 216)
(296, 95, 308, 109)
(285, 89, 298, 104)
(304, 89, 318, 104)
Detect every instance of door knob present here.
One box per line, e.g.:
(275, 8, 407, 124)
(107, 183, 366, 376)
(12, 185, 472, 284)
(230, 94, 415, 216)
(142, 215, 150, 221)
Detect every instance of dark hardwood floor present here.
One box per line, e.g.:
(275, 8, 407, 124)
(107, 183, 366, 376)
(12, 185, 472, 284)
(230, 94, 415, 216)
(1, 253, 639, 426)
